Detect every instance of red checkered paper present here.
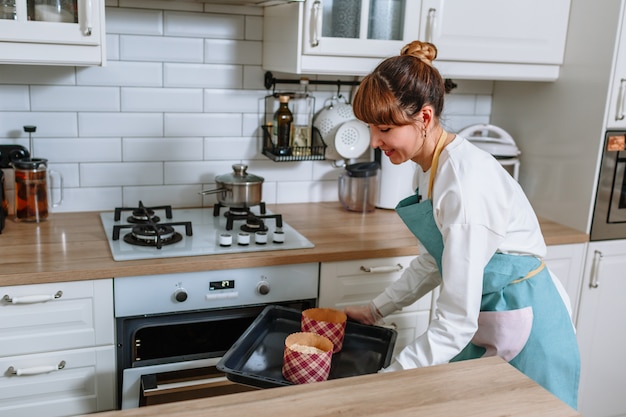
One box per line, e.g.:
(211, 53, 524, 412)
(301, 308, 347, 353)
(282, 332, 332, 384)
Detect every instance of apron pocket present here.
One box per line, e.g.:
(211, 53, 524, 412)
(471, 307, 533, 362)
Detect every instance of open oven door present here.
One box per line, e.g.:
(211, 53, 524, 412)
(122, 357, 258, 409)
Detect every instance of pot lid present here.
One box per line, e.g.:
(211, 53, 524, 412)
(458, 123, 520, 158)
(216, 164, 264, 184)
(345, 161, 379, 177)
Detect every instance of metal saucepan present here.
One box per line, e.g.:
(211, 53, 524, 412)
(200, 164, 264, 208)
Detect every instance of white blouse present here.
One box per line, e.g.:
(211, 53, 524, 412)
(372, 135, 568, 371)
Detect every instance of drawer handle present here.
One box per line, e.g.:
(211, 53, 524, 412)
(360, 264, 403, 273)
(2, 290, 63, 304)
(8, 361, 66, 376)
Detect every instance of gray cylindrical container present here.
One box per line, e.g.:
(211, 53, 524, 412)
(338, 162, 379, 212)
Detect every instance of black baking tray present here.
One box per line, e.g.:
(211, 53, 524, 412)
(216, 305, 396, 389)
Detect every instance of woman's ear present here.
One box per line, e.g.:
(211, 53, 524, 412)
(418, 105, 435, 130)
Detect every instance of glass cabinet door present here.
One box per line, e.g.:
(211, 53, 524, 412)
(303, 0, 420, 58)
(0, 0, 97, 45)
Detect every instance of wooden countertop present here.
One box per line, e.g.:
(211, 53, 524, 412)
(85, 357, 580, 417)
(0, 202, 589, 287)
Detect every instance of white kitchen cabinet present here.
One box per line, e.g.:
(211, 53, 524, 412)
(606, 11, 626, 129)
(576, 240, 626, 417)
(0, 279, 116, 416)
(0, 0, 105, 66)
(423, 0, 570, 80)
(263, 0, 571, 80)
(319, 256, 435, 357)
(544, 243, 586, 323)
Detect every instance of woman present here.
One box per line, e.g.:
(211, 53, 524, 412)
(345, 40, 580, 409)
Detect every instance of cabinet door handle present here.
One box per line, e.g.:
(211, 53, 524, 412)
(82, 0, 93, 36)
(616, 79, 626, 121)
(310, 0, 322, 47)
(589, 250, 602, 289)
(8, 361, 66, 376)
(2, 290, 63, 304)
(360, 264, 404, 273)
(425, 8, 437, 43)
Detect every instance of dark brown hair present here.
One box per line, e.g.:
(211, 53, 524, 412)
(352, 41, 446, 126)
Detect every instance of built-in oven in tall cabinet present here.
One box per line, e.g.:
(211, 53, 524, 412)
(590, 130, 626, 240)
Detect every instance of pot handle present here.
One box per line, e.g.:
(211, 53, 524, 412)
(199, 188, 226, 195)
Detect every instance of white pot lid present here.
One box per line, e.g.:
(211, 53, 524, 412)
(458, 123, 520, 158)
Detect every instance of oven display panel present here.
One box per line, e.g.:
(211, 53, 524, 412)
(210, 280, 235, 291)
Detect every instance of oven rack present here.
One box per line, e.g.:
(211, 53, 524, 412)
(262, 125, 327, 162)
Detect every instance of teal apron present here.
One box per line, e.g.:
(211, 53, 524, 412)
(395, 131, 580, 410)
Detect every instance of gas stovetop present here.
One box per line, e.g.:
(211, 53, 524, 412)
(100, 205, 314, 262)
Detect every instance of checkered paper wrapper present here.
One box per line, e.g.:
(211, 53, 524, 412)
(301, 308, 347, 353)
(282, 332, 333, 384)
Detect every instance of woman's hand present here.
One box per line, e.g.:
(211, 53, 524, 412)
(344, 302, 383, 325)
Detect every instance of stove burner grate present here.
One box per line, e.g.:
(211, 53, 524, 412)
(124, 224, 184, 247)
(112, 201, 192, 249)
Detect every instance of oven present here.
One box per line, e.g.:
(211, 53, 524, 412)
(115, 264, 319, 409)
(101, 202, 318, 409)
(591, 131, 626, 240)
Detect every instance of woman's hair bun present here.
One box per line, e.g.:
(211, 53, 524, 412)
(400, 41, 438, 66)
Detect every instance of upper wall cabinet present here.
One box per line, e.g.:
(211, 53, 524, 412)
(0, 0, 105, 66)
(263, 0, 571, 81)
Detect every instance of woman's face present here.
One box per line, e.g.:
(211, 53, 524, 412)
(369, 123, 424, 165)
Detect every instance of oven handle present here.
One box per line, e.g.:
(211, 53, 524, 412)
(121, 357, 222, 409)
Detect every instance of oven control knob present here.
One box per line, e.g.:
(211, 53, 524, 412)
(174, 288, 188, 302)
(257, 281, 270, 296)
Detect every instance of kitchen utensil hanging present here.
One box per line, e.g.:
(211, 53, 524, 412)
(261, 93, 327, 162)
(334, 119, 370, 159)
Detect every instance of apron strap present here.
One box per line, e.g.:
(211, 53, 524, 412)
(428, 129, 448, 199)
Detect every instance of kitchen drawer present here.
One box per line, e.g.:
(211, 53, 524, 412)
(0, 279, 113, 357)
(0, 346, 116, 417)
(319, 256, 431, 312)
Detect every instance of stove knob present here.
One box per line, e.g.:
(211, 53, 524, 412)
(257, 281, 270, 296)
(237, 232, 250, 246)
(273, 230, 285, 244)
(174, 288, 188, 302)
(219, 233, 233, 247)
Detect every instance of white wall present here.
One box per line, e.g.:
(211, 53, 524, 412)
(0, 3, 492, 214)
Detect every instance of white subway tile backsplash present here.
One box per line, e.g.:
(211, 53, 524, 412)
(242, 65, 265, 90)
(0, 86, 29, 111)
(204, 39, 262, 65)
(36, 138, 122, 162)
(31, 86, 120, 112)
(122, 184, 203, 207)
(121, 87, 202, 112)
(0, 112, 78, 138)
(79, 113, 163, 137)
(47, 163, 80, 188)
(163, 63, 242, 88)
(106, 34, 121, 61)
(123, 137, 203, 161)
(164, 11, 244, 39)
(77, 61, 164, 87)
(120, 35, 204, 62)
(276, 180, 336, 204)
(0, 65, 75, 85)
(203, 137, 257, 160)
(105, 7, 164, 35)
(81, 162, 164, 186)
(51, 187, 123, 213)
(165, 160, 233, 184)
(203, 89, 265, 113)
(164, 113, 241, 137)
(245, 15, 263, 41)
(0, 7, 493, 213)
